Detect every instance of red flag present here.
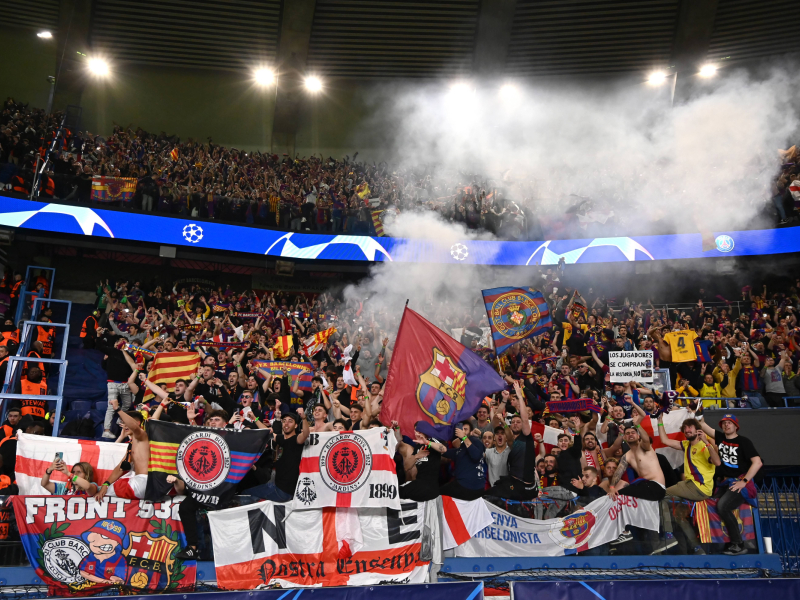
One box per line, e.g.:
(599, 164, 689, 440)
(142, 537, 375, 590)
(380, 308, 505, 438)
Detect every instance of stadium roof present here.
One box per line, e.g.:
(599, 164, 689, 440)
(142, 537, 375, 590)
(1, 0, 796, 79)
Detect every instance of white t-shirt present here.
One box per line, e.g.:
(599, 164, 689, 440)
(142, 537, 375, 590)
(485, 446, 510, 487)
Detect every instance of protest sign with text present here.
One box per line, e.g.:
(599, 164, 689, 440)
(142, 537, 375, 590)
(609, 350, 654, 383)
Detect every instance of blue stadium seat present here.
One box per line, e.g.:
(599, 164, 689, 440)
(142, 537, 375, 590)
(69, 400, 91, 413)
(96, 401, 108, 413)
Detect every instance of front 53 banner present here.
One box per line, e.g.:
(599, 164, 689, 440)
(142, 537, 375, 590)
(12, 496, 195, 596)
(293, 428, 399, 510)
(454, 495, 659, 557)
(208, 499, 431, 589)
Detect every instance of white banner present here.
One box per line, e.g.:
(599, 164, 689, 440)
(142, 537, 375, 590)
(609, 351, 654, 383)
(454, 495, 659, 557)
(293, 428, 400, 510)
(15, 433, 128, 495)
(208, 499, 430, 588)
(595, 406, 694, 469)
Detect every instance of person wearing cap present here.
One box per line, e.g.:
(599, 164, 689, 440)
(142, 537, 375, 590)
(397, 421, 447, 501)
(699, 413, 762, 555)
(243, 407, 308, 503)
(79, 519, 128, 585)
(657, 414, 722, 554)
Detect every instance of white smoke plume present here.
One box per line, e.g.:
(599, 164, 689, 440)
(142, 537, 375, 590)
(340, 64, 800, 336)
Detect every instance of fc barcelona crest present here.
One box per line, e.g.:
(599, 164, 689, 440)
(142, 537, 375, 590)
(416, 348, 467, 425)
(489, 292, 541, 340)
(122, 531, 179, 590)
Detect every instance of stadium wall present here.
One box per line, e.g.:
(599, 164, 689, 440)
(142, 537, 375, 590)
(0, 26, 58, 110)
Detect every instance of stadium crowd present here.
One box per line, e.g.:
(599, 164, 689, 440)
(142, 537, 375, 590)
(2, 98, 799, 238)
(0, 269, 789, 560)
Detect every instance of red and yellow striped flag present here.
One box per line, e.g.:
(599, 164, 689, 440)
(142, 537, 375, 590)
(301, 327, 336, 357)
(148, 440, 179, 474)
(272, 335, 293, 359)
(143, 351, 200, 401)
(371, 210, 385, 236)
(170, 147, 179, 161)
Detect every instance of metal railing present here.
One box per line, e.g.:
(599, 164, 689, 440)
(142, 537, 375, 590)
(758, 477, 800, 574)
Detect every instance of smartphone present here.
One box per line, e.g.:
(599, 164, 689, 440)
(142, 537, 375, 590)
(55, 452, 63, 461)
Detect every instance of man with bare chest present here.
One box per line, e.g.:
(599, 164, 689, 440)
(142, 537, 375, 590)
(608, 418, 666, 502)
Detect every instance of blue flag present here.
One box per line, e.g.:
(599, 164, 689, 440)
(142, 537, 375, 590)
(482, 287, 553, 355)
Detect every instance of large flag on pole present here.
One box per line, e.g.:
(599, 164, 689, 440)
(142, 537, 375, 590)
(143, 352, 201, 401)
(481, 287, 552, 355)
(380, 307, 505, 439)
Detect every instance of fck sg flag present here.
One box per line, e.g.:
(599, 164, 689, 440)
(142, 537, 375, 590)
(293, 428, 400, 510)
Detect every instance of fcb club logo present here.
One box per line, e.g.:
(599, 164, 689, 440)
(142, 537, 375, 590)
(176, 431, 231, 491)
(417, 348, 467, 425)
(548, 510, 596, 548)
(489, 292, 541, 340)
(319, 433, 373, 493)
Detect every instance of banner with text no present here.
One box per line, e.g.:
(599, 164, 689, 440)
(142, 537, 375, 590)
(609, 351, 654, 383)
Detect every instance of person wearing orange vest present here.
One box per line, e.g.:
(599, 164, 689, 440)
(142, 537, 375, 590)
(36, 321, 54, 358)
(81, 312, 99, 349)
(0, 407, 21, 440)
(25, 341, 46, 377)
(10, 174, 28, 196)
(20, 366, 48, 419)
(10, 275, 23, 299)
(0, 326, 18, 348)
(33, 275, 49, 298)
(40, 174, 55, 198)
(0, 345, 9, 388)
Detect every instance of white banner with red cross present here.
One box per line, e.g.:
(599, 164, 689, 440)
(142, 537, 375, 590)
(15, 433, 129, 495)
(208, 499, 430, 589)
(596, 407, 696, 468)
(293, 428, 400, 510)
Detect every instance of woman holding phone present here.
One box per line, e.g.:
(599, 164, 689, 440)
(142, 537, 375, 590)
(41, 456, 98, 496)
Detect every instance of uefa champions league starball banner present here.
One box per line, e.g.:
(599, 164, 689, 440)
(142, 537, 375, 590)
(12, 496, 195, 596)
(453, 495, 659, 557)
(0, 196, 797, 265)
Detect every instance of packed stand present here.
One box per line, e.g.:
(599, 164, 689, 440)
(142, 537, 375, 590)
(2, 97, 798, 239)
(0, 269, 790, 558)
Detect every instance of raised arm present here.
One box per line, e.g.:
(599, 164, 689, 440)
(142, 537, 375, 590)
(657, 413, 682, 450)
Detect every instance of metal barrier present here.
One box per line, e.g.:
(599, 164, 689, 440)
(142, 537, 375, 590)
(757, 477, 800, 574)
(0, 356, 67, 436)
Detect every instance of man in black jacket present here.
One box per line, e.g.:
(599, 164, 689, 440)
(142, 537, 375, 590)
(96, 328, 134, 439)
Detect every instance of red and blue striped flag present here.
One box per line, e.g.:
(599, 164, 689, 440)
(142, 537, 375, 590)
(482, 287, 552, 355)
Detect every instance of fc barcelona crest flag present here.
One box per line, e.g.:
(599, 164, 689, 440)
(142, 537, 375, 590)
(145, 421, 271, 507)
(481, 287, 552, 354)
(380, 307, 505, 439)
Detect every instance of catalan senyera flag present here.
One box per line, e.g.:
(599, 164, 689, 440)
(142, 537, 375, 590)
(481, 287, 552, 355)
(272, 335, 293, 359)
(371, 210, 385, 236)
(170, 147, 179, 161)
(143, 351, 201, 401)
(145, 420, 270, 506)
(91, 176, 137, 203)
(302, 327, 336, 357)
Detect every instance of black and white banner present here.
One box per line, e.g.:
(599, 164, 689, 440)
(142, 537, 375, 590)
(609, 351, 654, 383)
